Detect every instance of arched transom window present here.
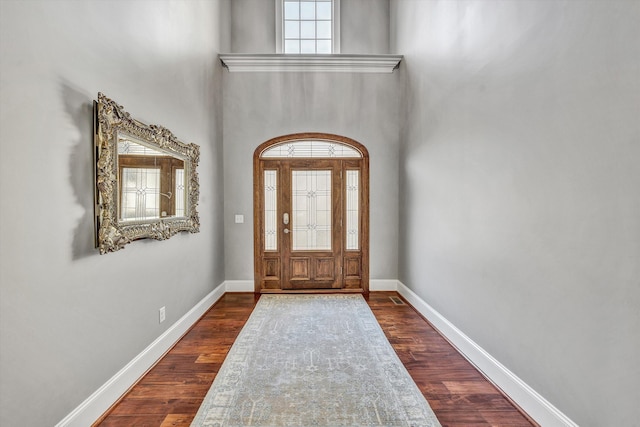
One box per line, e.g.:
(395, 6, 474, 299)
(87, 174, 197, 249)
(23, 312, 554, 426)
(260, 139, 362, 158)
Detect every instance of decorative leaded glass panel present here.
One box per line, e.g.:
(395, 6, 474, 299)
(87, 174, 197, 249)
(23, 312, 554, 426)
(175, 169, 185, 217)
(261, 140, 361, 158)
(264, 170, 278, 251)
(117, 138, 164, 156)
(346, 170, 359, 250)
(120, 168, 160, 221)
(292, 170, 331, 251)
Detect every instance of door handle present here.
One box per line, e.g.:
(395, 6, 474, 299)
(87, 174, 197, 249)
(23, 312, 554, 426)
(283, 228, 290, 234)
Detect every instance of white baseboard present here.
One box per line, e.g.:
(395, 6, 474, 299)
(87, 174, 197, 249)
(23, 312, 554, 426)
(224, 280, 254, 292)
(55, 282, 227, 427)
(369, 279, 399, 291)
(396, 281, 578, 427)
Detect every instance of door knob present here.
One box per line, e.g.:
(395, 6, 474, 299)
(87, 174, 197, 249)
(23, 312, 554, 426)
(283, 228, 290, 234)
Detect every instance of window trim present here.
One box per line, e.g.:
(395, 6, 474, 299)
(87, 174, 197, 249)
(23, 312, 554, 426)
(276, 0, 341, 54)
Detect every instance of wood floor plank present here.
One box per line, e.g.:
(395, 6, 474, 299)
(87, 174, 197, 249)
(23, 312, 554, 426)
(442, 381, 502, 395)
(98, 415, 167, 427)
(160, 414, 193, 427)
(95, 292, 536, 427)
(108, 399, 203, 416)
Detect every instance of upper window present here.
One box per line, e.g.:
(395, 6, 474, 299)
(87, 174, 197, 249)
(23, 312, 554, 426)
(277, 0, 340, 54)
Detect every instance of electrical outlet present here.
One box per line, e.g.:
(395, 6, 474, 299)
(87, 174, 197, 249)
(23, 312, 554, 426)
(159, 306, 166, 323)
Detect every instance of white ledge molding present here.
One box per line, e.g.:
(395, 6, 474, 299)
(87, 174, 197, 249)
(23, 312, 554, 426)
(219, 54, 403, 73)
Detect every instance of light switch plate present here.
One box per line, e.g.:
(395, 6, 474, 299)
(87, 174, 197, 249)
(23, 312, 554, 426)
(234, 214, 244, 224)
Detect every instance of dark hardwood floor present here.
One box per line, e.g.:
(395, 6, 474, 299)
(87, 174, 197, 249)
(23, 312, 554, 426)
(95, 292, 536, 427)
(368, 293, 536, 427)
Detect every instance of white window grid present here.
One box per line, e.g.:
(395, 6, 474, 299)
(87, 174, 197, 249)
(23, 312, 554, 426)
(276, 0, 340, 54)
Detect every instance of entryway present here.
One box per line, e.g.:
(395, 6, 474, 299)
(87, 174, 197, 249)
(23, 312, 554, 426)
(253, 133, 369, 293)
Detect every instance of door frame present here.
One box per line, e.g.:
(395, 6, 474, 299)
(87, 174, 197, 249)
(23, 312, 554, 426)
(253, 133, 369, 294)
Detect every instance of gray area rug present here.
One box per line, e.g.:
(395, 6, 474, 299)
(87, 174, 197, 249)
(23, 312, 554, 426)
(191, 294, 441, 427)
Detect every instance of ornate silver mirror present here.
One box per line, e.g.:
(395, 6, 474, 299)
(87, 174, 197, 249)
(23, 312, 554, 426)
(94, 93, 200, 254)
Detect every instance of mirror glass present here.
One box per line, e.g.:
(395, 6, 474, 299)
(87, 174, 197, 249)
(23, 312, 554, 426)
(117, 132, 187, 222)
(94, 93, 200, 254)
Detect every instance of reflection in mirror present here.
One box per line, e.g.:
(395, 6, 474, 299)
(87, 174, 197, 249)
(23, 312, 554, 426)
(117, 133, 186, 222)
(94, 93, 200, 254)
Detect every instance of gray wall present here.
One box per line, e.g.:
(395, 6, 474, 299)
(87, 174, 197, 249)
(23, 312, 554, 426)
(231, 0, 276, 53)
(341, 0, 389, 54)
(223, 72, 401, 281)
(224, 0, 398, 281)
(0, 1, 229, 426)
(392, 0, 640, 425)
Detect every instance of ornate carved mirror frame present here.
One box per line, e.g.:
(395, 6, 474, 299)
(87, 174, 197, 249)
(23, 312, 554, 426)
(94, 93, 200, 254)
